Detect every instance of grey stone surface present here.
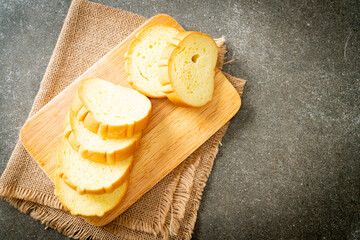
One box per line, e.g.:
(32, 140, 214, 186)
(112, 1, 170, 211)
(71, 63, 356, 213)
(0, 0, 359, 239)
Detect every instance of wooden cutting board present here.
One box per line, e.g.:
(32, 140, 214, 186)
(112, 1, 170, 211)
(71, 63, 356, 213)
(20, 14, 241, 226)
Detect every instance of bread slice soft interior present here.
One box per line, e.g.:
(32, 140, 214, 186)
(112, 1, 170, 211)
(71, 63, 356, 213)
(158, 31, 218, 107)
(54, 173, 128, 217)
(125, 24, 180, 98)
(73, 78, 151, 139)
(57, 137, 133, 195)
(66, 110, 141, 164)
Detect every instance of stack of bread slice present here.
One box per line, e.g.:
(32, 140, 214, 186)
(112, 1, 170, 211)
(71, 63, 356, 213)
(55, 77, 151, 217)
(125, 24, 218, 107)
(54, 24, 218, 217)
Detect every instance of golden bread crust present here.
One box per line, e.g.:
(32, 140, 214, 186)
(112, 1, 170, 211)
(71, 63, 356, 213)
(74, 78, 151, 139)
(57, 137, 134, 195)
(65, 109, 141, 164)
(54, 172, 129, 217)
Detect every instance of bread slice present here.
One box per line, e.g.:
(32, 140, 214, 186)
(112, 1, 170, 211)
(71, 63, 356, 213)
(158, 31, 218, 107)
(125, 24, 180, 98)
(54, 172, 128, 217)
(73, 78, 151, 139)
(65, 109, 141, 164)
(57, 137, 133, 194)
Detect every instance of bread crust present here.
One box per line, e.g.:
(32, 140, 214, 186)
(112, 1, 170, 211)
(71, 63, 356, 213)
(65, 110, 141, 164)
(54, 172, 129, 217)
(158, 31, 217, 107)
(57, 138, 134, 195)
(125, 24, 180, 98)
(73, 78, 151, 139)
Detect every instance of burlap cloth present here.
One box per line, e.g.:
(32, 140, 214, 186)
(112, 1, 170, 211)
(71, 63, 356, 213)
(0, 0, 246, 239)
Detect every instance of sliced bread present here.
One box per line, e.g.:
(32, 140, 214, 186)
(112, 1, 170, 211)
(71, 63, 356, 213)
(66, 109, 141, 164)
(125, 24, 180, 98)
(54, 173, 128, 217)
(57, 137, 133, 195)
(72, 78, 151, 139)
(158, 31, 218, 107)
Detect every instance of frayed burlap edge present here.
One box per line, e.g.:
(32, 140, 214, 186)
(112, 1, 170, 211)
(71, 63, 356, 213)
(173, 123, 230, 240)
(0, 185, 63, 210)
(162, 148, 202, 238)
(111, 163, 185, 236)
(3, 197, 121, 239)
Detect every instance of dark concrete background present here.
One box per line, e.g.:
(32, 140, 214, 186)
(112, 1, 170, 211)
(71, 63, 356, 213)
(0, 0, 359, 239)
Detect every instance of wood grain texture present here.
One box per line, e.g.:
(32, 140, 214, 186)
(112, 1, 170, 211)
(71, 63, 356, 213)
(20, 14, 241, 226)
